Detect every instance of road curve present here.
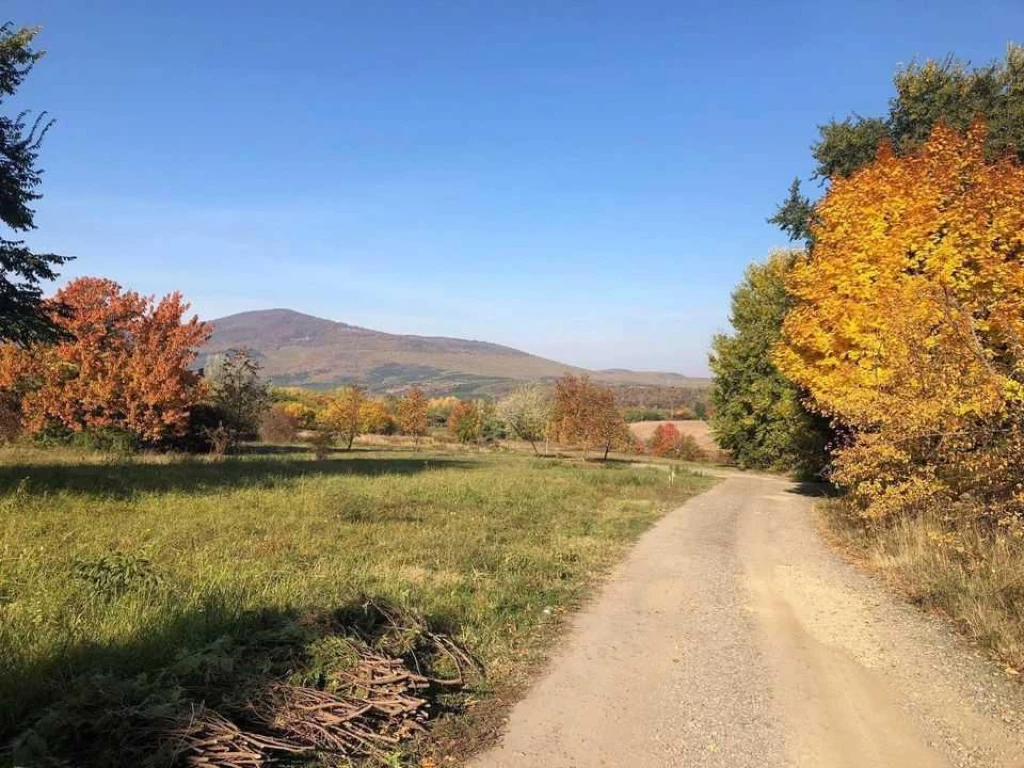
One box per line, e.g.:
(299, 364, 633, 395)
(470, 472, 1024, 768)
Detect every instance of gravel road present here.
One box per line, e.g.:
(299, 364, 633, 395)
(470, 472, 1024, 767)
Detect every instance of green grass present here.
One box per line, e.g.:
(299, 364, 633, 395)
(0, 445, 714, 764)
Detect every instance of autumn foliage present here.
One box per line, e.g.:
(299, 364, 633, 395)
(447, 400, 481, 443)
(397, 387, 429, 442)
(318, 386, 365, 450)
(0, 277, 210, 444)
(550, 374, 631, 460)
(777, 122, 1024, 521)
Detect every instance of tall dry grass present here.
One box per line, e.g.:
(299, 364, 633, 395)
(822, 502, 1024, 673)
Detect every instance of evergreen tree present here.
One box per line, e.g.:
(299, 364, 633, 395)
(0, 24, 70, 345)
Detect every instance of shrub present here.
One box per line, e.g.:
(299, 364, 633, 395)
(260, 404, 299, 444)
(205, 349, 270, 449)
(448, 400, 481, 443)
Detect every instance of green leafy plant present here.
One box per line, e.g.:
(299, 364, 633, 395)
(72, 552, 161, 600)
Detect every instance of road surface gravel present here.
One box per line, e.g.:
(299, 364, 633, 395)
(470, 472, 1024, 767)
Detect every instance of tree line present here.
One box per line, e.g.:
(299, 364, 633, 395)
(711, 44, 1024, 527)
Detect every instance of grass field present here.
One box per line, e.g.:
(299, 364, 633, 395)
(0, 445, 713, 765)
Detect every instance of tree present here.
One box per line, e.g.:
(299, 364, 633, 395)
(397, 387, 428, 444)
(447, 399, 481, 443)
(0, 24, 71, 346)
(551, 374, 631, 460)
(279, 400, 316, 429)
(775, 44, 1024, 241)
(646, 423, 706, 461)
(206, 348, 270, 449)
(359, 398, 394, 435)
(318, 386, 365, 450)
(497, 385, 550, 454)
(648, 423, 681, 457)
(0, 277, 210, 443)
(777, 122, 1024, 520)
(709, 251, 831, 475)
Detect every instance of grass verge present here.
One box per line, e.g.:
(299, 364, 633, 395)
(0, 445, 714, 765)
(820, 500, 1024, 676)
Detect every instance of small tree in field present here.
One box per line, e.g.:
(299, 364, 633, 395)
(397, 387, 428, 444)
(648, 423, 682, 457)
(448, 400, 481, 443)
(206, 348, 270, 450)
(551, 374, 631, 460)
(497, 385, 550, 454)
(318, 386, 365, 450)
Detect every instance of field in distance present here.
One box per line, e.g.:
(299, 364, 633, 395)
(0, 444, 714, 766)
(628, 419, 716, 452)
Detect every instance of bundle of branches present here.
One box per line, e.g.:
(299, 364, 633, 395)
(164, 599, 481, 767)
(9, 598, 480, 768)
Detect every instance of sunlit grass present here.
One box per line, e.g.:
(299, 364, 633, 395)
(0, 445, 714, 756)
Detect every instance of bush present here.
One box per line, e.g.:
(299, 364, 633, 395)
(260, 404, 299, 444)
(448, 401, 481, 443)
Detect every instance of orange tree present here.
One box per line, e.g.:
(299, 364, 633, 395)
(777, 122, 1024, 520)
(447, 399, 481, 443)
(551, 374, 631, 460)
(0, 277, 210, 444)
(648, 423, 682, 458)
(397, 387, 429, 443)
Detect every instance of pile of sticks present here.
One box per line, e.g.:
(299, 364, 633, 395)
(166, 632, 474, 767)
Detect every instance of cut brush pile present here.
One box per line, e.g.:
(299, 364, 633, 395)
(7, 598, 479, 768)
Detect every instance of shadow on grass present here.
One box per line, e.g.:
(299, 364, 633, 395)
(2, 594, 471, 767)
(0, 455, 479, 498)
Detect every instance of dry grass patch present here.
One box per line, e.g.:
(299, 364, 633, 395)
(821, 501, 1024, 675)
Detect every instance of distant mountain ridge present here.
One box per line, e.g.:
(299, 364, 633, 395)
(198, 309, 708, 396)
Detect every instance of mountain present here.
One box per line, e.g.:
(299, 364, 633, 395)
(198, 309, 709, 396)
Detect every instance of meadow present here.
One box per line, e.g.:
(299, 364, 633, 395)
(0, 444, 713, 765)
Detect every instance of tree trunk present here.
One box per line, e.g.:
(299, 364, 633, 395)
(603, 443, 611, 461)
(347, 432, 355, 451)
(529, 439, 538, 455)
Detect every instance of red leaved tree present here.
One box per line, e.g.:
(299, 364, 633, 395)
(0, 277, 210, 444)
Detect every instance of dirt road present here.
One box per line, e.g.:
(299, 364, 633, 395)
(470, 472, 1024, 768)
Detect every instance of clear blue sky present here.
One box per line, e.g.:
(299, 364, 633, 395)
(7, 1, 1022, 375)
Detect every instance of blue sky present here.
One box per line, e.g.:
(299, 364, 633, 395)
(6, 1, 1021, 374)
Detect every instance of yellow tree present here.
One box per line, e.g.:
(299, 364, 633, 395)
(359, 398, 393, 435)
(777, 121, 1024, 519)
(318, 386, 365, 450)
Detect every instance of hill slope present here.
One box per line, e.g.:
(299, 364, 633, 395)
(199, 309, 708, 395)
